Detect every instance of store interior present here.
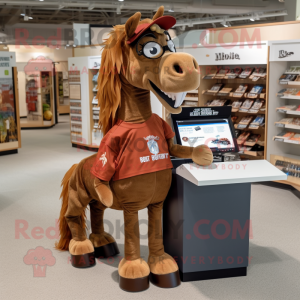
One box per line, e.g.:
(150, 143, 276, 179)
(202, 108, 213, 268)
(1, 1, 300, 299)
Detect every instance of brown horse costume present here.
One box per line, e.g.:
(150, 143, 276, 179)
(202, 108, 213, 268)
(56, 7, 213, 292)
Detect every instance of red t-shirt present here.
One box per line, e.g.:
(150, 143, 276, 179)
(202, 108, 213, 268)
(91, 114, 175, 181)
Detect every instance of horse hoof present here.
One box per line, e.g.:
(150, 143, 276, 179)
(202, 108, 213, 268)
(94, 242, 120, 258)
(119, 275, 149, 292)
(70, 252, 96, 268)
(149, 270, 181, 288)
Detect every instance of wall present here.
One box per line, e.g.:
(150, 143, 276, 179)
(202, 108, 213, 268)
(73, 45, 102, 57)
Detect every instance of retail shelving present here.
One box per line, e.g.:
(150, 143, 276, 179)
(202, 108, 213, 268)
(267, 39, 300, 191)
(56, 71, 70, 115)
(68, 55, 102, 149)
(183, 42, 269, 161)
(0, 52, 21, 155)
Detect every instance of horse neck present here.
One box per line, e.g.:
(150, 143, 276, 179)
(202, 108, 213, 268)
(117, 74, 152, 123)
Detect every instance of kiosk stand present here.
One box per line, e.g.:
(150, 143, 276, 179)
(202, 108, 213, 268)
(164, 107, 287, 282)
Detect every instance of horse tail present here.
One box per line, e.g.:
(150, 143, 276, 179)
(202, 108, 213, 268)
(55, 164, 80, 251)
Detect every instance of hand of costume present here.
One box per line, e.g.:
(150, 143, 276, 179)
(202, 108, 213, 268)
(94, 178, 113, 207)
(192, 145, 213, 166)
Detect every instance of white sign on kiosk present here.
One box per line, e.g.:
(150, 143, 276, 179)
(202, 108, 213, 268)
(176, 160, 287, 187)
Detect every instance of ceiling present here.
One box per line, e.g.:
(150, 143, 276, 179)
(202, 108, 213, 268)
(0, 0, 291, 45)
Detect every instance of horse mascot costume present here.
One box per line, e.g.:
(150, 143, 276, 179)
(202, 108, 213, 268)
(56, 6, 213, 292)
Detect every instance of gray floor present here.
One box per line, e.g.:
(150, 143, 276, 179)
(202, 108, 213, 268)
(1, 116, 300, 300)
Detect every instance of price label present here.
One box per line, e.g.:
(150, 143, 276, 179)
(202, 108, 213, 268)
(274, 138, 284, 142)
(275, 123, 285, 128)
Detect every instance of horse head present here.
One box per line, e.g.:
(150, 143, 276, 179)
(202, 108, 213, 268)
(97, 6, 200, 134)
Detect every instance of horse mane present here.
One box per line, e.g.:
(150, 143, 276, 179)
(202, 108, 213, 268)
(96, 24, 127, 135)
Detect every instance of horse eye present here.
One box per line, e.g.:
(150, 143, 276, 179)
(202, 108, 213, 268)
(143, 42, 163, 58)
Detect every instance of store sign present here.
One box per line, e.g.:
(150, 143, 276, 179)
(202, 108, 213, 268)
(215, 52, 240, 61)
(0, 56, 10, 67)
(190, 107, 219, 117)
(279, 50, 294, 59)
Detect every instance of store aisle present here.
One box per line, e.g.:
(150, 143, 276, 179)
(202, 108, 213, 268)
(0, 120, 300, 300)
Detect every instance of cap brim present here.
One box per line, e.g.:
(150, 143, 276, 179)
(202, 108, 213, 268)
(127, 15, 176, 44)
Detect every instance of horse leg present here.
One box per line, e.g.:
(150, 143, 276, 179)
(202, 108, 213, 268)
(65, 179, 95, 268)
(118, 210, 150, 292)
(147, 201, 181, 288)
(89, 199, 119, 258)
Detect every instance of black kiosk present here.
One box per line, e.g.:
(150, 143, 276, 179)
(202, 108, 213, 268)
(163, 107, 286, 282)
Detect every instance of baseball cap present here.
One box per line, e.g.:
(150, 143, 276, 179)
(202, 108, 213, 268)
(126, 15, 176, 44)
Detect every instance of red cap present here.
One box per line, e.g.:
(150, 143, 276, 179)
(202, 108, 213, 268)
(126, 15, 176, 44)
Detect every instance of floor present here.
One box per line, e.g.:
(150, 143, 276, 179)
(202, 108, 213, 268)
(1, 116, 300, 300)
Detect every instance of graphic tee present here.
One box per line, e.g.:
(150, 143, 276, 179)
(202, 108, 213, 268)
(91, 114, 175, 181)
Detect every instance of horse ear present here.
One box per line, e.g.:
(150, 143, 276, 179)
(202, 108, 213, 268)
(152, 6, 164, 20)
(125, 12, 141, 39)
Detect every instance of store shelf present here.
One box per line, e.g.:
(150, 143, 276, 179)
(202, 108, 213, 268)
(184, 97, 198, 101)
(275, 123, 300, 130)
(279, 81, 300, 86)
(279, 95, 300, 100)
(273, 137, 300, 145)
(276, 109, 300, 115)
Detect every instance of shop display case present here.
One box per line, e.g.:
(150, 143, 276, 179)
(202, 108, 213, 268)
(0, 52, 21, 155)
(21, 56, 55, 129)
(56, 71, 70, 115)
(68, 55, 102, 149)
(181, 42, 269, 161)
(267, 39, 300, 191)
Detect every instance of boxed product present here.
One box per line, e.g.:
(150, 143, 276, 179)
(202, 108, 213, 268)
(249, 85, 264, 94)
(207, 83, 223, 93)
(226, 68, 242, 79)
(235, 85, 248, 93)
(233, 85, 248, 97)
(218, 87, 232, 95)
(249, 115, 264, 129)
(203, 70, 217, 79)
(231, 116, 238, 123)
(231, 100, 243, 112)
(274, 131, 295, 140)
(239, 99, 254, 112)
(289, 133, 300, 143)
(215, 69, 229, 78)
(249, 99, 265, 113)
(239, 116, 254, 125)
(276, 117, 293, 125)
(239, 68, 253, 79)
(292, 118, 300, 125)
(244, 134, 261, 146)
(208, 99, 227, 106)
(277, 88, 287, 97)
(276, 105, 297, 111)
(284, 88, 298, 95)
(250, 67, 266, 81)
(237, 131, 251, 145)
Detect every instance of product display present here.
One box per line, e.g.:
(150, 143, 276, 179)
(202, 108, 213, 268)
(268, 39, 300, 190)
(200, 55, 268, 160)
(0, 52, 21, 154)
(56, 7, 213, 293)
(56, 71, 70, 115)
(22, 67, 55, 128)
